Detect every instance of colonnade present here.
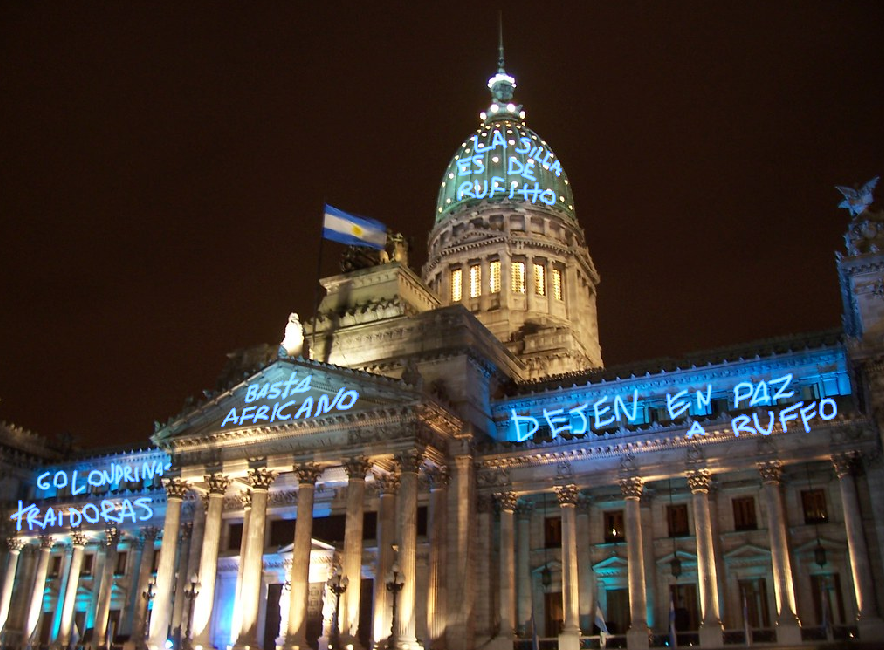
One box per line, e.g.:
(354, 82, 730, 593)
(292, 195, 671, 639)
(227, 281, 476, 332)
(483, 456, 884, 649)
(2, 453, 882, 650)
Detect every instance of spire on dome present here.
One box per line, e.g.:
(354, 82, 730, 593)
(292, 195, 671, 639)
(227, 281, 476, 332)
(483, 12, 523, 122)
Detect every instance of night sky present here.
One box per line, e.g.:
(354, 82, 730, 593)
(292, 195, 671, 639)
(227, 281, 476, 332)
(2, 2, 882, 449)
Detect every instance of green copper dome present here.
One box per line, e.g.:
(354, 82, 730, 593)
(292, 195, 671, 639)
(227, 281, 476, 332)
(435, 117, 576, 224)
(435, 46, 576, 224)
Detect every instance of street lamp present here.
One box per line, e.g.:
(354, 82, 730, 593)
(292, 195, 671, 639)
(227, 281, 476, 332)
(183, 573, 201, 650)
(386, 544, 404, 650)
(327, 566, 349, 649)
(141, 576, 157, 647)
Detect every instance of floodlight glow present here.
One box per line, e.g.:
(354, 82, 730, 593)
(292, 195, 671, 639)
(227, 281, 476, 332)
(487, 72, 516, 89)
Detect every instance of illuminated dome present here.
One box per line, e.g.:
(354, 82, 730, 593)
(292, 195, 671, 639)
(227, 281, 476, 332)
(435, 51, 575, 223)
(435, 119, 576, 224)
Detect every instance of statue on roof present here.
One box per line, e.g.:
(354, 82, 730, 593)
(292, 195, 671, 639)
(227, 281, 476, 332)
(280, 312, 305, 358)
(836, 176, 879, 217)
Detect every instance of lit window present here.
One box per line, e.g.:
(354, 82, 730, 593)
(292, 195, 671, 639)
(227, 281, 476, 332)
(490, 261, 501, 293)
(451, 269, 463, 302)
(511, 262, 526, 294)
(801, 489, 828, 524)
(552, 268, 563, 301)
(534, 263, 545, 296)
(604, 510, 625, 542)
(469, 264, 481, 298)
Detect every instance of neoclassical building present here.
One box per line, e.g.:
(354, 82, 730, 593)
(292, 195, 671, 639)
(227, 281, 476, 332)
(3, 52, 884, 650)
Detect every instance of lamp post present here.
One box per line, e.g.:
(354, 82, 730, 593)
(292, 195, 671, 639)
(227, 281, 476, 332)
(385, 544, 404, 650)
(327, 566, 348, 649)
(141, 577, 156, 648)
(182, 574, 201, 650)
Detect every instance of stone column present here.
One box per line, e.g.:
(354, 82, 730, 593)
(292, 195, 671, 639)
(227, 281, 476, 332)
(283, 463, 321, 649)
(22, 535, 54, 645)
(833, 454, 884, 638)
(126, 527, 159, 650)
(234, 468, 275, 650)
(491, 492, 517, 648)
(555, 485, 580, 650)
(183, 496, 207, 640)
(576, 498, 594, 635)
(149, 478, 190, 650)
(686, 469, 724, 647)
(396, 449, 422, 647)
(621, 476, 649, 650)
(230, 493, 251, 647)
(427, 468, 448, 645)
(757, 461, 800, 644)
(341, 457, 370, 647)
(193, 474, 230, 647)
(95, 528, 121, 648)
(474, 496, 493, 643)
(0, 538, 23, 636)
(516, 501, 533, 637)
(446, 451, 473, 650)
(372, 472, 398, 646)
(171, 522, 193, 646)
(58, 531, 87, 646)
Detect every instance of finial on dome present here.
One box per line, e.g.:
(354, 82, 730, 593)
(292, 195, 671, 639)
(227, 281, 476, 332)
(497, 10, 506, 73)
(484, 11, 522, 121)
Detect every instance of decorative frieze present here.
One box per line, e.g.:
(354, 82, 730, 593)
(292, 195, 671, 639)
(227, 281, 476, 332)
(268, 490, 299, 506)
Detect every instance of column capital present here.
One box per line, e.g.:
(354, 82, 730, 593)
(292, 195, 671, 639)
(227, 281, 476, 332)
(206, 473, 231, 495)
(685, 468, 712, 494)
(620, 475, 643, 500)
(163, 477, 190, 500)
(241, 491, 252, 509)
(343, 456, 371, 480)
(515, 500, 534, 519)
(555, 484, 580, 506)
(294, 462, 323, 485)
(247, 467, 276, 491)
(71, 530, 88, 548)
(833, 452, 859, 478)
(375, 472, 400, 496)
(397, 448, 425, 474)
(5, 537, 24, 552)
(756, 460, 782, 485)
(39, 535, 55, 550)
(103, 527, 119, 547)
(576, 494, 593, 513)
(495, 491, 519, 512)
(427, 466, 450, 490)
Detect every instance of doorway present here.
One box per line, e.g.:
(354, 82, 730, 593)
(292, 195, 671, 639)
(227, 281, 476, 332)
(544, 591, 563, 636)
(605, 589, 629, 634)
(669, 584, 699, 632)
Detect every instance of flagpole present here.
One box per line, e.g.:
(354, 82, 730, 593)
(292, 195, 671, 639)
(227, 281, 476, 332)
(310, 200, 327, 360)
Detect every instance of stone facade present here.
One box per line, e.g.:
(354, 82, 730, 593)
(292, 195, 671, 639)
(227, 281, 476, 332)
(2, 54, 884, 650)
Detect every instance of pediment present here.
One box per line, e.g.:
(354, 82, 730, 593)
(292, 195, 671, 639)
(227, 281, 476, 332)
(793, 536, 845, 554)
(593, 555, 628, 576)
(153, 357, 419, 443)
(723, 543, 771, 566)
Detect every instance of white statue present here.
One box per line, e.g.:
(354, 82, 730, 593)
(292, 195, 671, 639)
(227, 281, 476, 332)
(280, 312, 305, 357)
(836, 176, 879, 217)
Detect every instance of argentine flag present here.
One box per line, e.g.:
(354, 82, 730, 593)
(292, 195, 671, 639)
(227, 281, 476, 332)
(322, 204, 387, 250)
